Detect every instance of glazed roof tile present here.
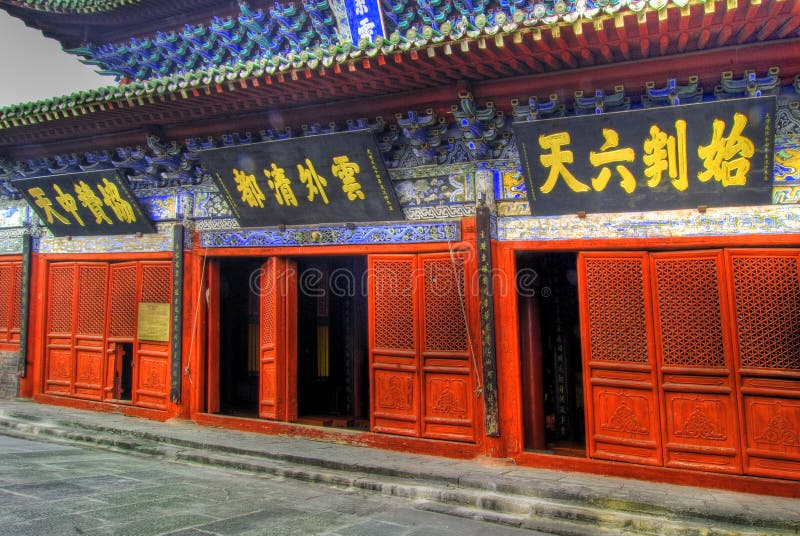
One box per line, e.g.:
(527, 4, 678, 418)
(0, 0, 797, 133)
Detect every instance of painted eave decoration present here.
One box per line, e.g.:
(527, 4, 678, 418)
(1, 0, 796, 128)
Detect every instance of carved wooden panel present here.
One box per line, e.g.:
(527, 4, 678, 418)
(420, 253, 474, 442)
(135, 355, 168, 408)
(579, 252, 662, 466)
(369, 255, 419, 437)
(652, 251, 741, 473)
(728, 249, 800, 480)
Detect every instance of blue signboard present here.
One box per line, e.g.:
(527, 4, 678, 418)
(330, 0, 387, 45)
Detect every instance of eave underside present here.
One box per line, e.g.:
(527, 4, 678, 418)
(1, 2, 799, 158)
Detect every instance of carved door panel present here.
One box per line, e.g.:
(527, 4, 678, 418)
(420, 253, 474, 442)
(107, 262, 137, 400)
(651, 251, 741, 473)
(45, 263, 76, 395)
(578, 252, 662, 466)
(368, 255, 420, 437)
(727, 249, 800, 479)
(72, 263, 109, 400)
(258, 257, 295, 420)
(133, 262, 172, 409)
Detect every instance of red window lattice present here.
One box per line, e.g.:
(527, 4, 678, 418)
(140, 263, 172, 303)
(423, 258, 467, 353)
(654, 257, 725, 368)
(731, 255, 800, 370)
(261, 262, 275, 347)
(76, 265, 108, 336)
(109, 264, 137, 339)
(11, 263, 21, 332)
(585, 257, 650, 363)
(373, 260, 415, 351)
(48, 264, 75, 333)
(0, 264, 14, 339)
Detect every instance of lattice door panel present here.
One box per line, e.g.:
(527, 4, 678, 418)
(727, 249, 800, 480)
(44, 263, 76, 395)
(651, 251, 741, 473)
(73, 264, 109, 400)
(133, 262, 173, 409)
(578, 252, 662, 466)
(259, 258, 291, 420)
(420, 253, 474, 442)
(0, 262, 21, 343)
(368, 255, 420, 437)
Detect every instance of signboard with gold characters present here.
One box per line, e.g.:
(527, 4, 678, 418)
(16, 170, 154, 236)
(199, 129, 401, 226)
(513, 96, 776, 216)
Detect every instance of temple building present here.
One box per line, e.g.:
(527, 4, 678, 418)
(0, 0, 798, 495)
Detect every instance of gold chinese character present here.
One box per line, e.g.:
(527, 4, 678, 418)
(697, 112, 754, 186)
(331, 156, 365, 201)
(298, 159, 329, 204)
(98, 178, 136, 223)
(643, 120, 688, 191)
(28, 187, 70, 225)
(538, 132, 590, 194)
(233, 168, 266, 208)
(74, 181, 113, 224)
(589, 128, 636, 194)
(53, 185, 85, 226)
(263, 163, 298, 206)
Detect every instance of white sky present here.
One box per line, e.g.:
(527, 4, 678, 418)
(0, 10, 113, 108)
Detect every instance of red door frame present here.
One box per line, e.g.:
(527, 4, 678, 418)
(492, 233, 800, 497)
(189, 220, 485, 458)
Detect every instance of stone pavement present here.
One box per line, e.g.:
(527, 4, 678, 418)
(0, 399, 798, 536)
(0, 434, 545, 536)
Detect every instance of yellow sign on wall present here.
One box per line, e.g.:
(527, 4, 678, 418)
(137, 302, 171, 342)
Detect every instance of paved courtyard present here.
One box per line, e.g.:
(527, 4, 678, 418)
(0, 434, 547, 536)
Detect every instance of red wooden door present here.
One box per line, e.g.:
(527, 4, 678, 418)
(420, 253, 475, 442)
(727, 249, 800, 479)
(258, 257, 296, 420)
(651, 251, 741, 473)
(44, 263, 76, 395)
(72, 263, 109, 400)
(106, 262, 137, 400)
(368, 255, 420, 437)
(578, 252, 662, 466)
(133, 262, 172, 409)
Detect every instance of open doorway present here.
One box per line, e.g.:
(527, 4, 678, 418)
(517, 252, 585, 455)
(295, 256, 368, 429)
(217, 257, 262, 417)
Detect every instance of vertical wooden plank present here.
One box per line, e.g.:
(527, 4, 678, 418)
(206, 259, 221, 414)
(17, 234, 31, 377)
(475, 206, 499, 437)
(170, 224, 184, 403)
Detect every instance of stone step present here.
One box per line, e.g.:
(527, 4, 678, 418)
(0, 411, 794, 536)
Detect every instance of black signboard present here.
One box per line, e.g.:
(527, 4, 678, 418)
(17, 170, 154, 236)
(199, 130, 402, 226)
(513, 97, 776, 216)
